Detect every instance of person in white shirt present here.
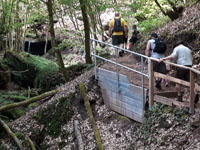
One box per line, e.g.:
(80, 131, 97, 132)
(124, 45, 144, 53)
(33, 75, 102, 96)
(159, 41, 196, 102)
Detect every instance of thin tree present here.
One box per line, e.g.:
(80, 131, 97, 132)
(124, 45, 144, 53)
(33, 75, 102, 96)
(41, 0, 69, 81)
(79, 0, 92, 64)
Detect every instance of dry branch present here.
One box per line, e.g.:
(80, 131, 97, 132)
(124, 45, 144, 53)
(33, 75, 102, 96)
(74, 120, 84, 150)
(0, 119, 24, 150)
(79, 83, 104, 150)
(0, 89, 59, 112)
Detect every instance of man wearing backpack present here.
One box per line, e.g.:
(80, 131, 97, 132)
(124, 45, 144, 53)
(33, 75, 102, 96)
(109, 12, 128, 56)
(145, 32, 167, 89)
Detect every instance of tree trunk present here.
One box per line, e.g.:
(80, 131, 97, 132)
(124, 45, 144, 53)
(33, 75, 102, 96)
(87, 4, 98, 40)
(154, 0, 167, 15)
(46, 0, 69, 81)
(0, 89, 59, 112)
(79, 0, 92, 64)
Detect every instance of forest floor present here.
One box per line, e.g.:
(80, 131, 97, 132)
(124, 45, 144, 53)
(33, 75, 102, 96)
(1, 1, 200, 150)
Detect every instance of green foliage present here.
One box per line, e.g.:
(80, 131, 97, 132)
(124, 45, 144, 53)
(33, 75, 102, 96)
(56, 38, 80, 51)
(138, 17, 169, 35)
(0, 91, 28, 106)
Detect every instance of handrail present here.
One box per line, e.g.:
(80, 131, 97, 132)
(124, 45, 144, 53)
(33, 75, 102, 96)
(90, 38, 149, 59)
(150, 57, 200, 75)
(91, 53, 149, 77)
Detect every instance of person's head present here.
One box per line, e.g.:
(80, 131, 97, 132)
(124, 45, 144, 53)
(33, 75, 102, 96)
(173, 40, 184, 48)
(151, 32, 158, 39)
(115, 12, 120, 17)
(132, 25, 137, 29)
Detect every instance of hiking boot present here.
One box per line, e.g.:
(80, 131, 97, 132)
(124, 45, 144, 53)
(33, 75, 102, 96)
(155, 80, 161, 90)
(195, 93, 199, 104)
(119, 51, 124, 57)
(177, 95, 182, 102)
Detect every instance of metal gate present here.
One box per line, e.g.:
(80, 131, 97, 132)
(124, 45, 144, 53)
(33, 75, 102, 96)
(90, 39, 149, 123)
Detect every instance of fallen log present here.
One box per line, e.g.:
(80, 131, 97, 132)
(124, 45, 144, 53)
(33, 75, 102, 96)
(74, 120, 84, 150)
(0, 89, 59, 112)
(79, 83, 103, 150)
(0, 119, 24, 150)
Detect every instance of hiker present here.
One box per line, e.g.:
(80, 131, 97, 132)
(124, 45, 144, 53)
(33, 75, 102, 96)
(145, 32, 167, 89)
(159, 41, 199, 102)
(129, 25, 140, 50)
(109, 12, 128, 56)
(124, 25, 129, 49)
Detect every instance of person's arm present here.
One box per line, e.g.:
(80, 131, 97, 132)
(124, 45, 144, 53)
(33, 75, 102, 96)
(109, 27, 112, 37)
(145, 41, 151, 57)
(108, 20, 113, 37)
(159, 55, 174, 62)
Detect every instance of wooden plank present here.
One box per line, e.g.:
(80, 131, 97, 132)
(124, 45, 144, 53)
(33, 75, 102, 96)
(101, 89, 144, 115)
(154, 72, 200, 92)
(96, 68, 129, 83)
(154, 91, 178, 98)
(149, 59, 154, 108)
(101, 88, 144, 108)
(190, 70, 195, 114)
(154, 95, 190, 108)
(108, 103, 144, 123)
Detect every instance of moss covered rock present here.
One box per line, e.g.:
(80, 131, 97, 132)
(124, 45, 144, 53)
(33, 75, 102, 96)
(3, 51, 65, 92)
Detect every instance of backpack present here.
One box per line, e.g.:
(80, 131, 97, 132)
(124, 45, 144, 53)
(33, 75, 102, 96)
(112, 18, 124, 32)
(153, 38, 167, 53)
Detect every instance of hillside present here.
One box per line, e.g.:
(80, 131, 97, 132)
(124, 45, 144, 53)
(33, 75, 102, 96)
(1, 2, 200, 150)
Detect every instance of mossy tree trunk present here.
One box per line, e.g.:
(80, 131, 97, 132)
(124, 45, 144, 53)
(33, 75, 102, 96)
(0, 89, 59, 112)
(79, 0, 92, 64)
(45, 0, 69, 81)
(154, 0, 184, 21)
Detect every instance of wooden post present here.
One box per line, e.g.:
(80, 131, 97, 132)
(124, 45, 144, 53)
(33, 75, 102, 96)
(190, 70, 195, 114)
(149, 59, 154, 109)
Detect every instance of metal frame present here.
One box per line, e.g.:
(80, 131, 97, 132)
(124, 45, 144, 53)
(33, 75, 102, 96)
(90, 38, 148, 104)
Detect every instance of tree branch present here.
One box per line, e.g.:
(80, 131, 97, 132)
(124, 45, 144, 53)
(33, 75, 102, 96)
(0, 89, 59, 112)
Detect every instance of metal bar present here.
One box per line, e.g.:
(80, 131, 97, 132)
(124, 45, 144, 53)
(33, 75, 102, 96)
(141, 57, 144, 106)
(91, 53, 149, 77)
(94, 41, 97, 79)
(115, 47, 120, 93)
(90, 38, 149, 59)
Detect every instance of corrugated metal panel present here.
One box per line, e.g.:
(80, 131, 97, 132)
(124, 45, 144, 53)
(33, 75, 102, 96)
(96, 68, 146, 123)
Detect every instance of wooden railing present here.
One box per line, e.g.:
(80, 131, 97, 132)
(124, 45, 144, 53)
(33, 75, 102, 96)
(149, 58, 200, 114)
